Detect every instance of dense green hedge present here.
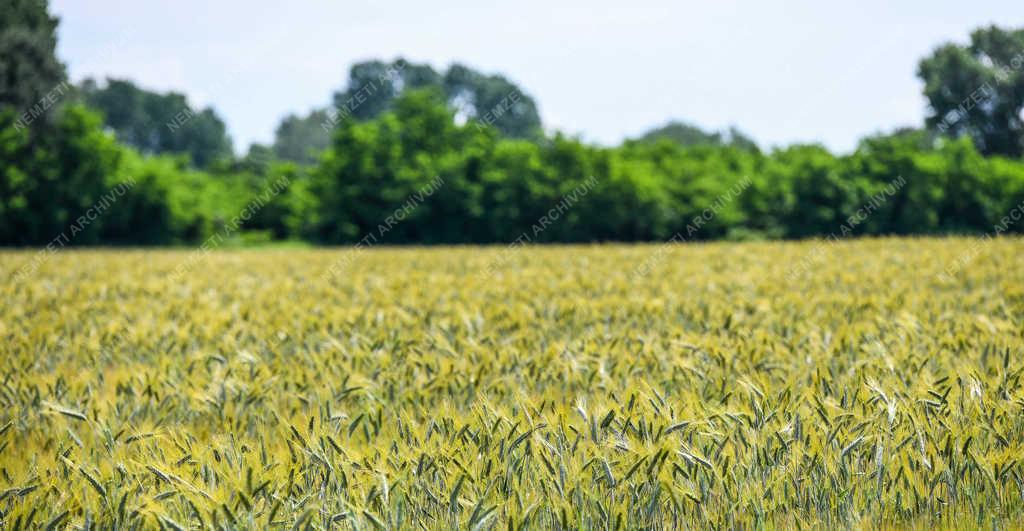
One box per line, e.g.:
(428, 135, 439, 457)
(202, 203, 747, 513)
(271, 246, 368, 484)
(3, 90, 1024, 247)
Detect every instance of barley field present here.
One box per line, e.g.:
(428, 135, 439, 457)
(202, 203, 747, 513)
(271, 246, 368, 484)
(2, 238, 1024, 529)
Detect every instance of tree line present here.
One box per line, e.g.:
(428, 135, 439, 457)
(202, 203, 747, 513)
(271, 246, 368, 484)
(2, 1, 1024, 246)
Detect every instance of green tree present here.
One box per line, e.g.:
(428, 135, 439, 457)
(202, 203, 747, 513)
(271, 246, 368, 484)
(639, 121, 722, 146)
(444, 63, 542, 138)
(313, 88, 460, 243)
(0, 105, 121, 245)
(843, 131, 940, 235)
(848, 129, 1002, 234)
(637, 121, 759, 152)
(767, 145, 853, 237)
(272, 110, 331, 165)
(919, 25, 1024, 157)
(329, 59, 427, 122)
(80, 78, 233, 168)
(326, 59, 542, 139)
(0, 0, 65, 117)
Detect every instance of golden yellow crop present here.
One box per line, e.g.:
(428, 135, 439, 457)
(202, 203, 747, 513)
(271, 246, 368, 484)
(2, 238, 1024, 529)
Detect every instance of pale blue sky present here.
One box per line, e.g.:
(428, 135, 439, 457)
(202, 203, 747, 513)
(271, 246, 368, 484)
(51, 0, 1023, 154)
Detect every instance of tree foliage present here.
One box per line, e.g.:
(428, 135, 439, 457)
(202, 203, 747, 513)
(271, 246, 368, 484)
(919, 25, 1024, 157)
(271, 110, 331, 165)
(2, 3, 1024, 247)
(0, 105, 121, 245)
(638, 121, 759, 152)
(79, 78, 233, 168)
(329, 59, 541, 135)
(0, 0, 65, 116)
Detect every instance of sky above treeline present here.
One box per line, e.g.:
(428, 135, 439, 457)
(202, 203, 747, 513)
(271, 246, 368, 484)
(52, 0, 1024, 154)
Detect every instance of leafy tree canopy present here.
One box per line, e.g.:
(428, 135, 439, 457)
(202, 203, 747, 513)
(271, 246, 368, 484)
(919, 25, 1024, 157)
(0, 0, 66, 124)
(637, 121, 759, 152)
(79, 77, 233, 168)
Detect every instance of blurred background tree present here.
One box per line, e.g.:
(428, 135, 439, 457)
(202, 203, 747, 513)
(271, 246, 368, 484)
(637, 121, 759, 152)
(2, 2, 1024, 247)
(919, 26, 1024, 157)
(79, 78, 233, 168)
(271, 110, 331, 165)
(0, 0, 65, 115)
(329, 59, 542, 137)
